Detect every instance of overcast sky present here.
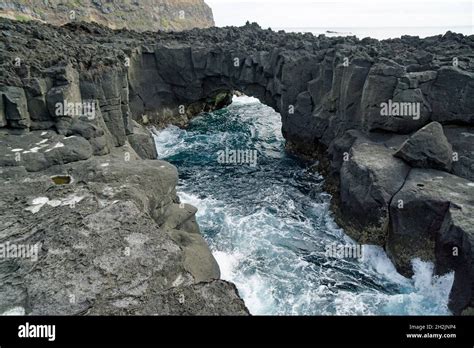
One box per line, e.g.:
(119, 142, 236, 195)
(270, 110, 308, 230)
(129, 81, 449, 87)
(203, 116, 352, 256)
(207, 0, 473, 29)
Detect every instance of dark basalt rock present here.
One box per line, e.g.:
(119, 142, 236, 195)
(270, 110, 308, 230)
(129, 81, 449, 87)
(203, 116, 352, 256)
(1, 18, 473, 315)
(436, 209, 474, 315)
(394, 121, 454, 172)
(339, 142, 410, 245)
(387, 169, 474, 313)
(1, 85, 30, 129)
(127, 120, 158, 160)
(0, 150, 245, 315)
(443, 126, 474, 181)
(430, 67, 474, 125)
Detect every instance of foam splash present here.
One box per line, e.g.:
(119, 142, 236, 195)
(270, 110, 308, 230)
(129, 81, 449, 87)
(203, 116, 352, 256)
(230, 95, 260, 105)
(152, 125, 187, 158)
(179, 191, 454, 315)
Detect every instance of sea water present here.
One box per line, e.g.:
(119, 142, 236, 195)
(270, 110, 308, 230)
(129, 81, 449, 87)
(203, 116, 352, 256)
(277, 26, 473, 40)
(153, 96, 454, 315)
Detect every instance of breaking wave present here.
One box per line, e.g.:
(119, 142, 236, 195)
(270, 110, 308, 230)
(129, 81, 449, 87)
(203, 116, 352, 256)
(153, 96, 454, 315)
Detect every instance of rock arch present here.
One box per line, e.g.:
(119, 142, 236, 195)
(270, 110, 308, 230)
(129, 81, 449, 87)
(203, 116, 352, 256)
(1, 19, 474, 314)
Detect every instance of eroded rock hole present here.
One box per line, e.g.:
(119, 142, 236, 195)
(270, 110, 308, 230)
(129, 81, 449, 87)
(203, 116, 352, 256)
(51, 175, 72, 185)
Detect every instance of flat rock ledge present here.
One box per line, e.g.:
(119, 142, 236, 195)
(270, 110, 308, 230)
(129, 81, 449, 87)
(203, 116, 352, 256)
(0, 146, 249, 315)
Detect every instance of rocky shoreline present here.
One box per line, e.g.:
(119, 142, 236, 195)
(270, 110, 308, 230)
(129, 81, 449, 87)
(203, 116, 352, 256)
(0, 18, 473, 315)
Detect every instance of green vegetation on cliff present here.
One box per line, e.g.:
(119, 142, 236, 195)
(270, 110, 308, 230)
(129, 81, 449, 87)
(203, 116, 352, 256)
(0, 0, 214, 31)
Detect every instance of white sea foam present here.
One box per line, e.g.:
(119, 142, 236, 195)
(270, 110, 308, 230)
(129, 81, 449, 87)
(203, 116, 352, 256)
(231, 95, 260, 105)
(362, 245, 410, 285)
(152, 125, 186, 158)
(158, 96, 455, 316)
(213, 250, 240, 279)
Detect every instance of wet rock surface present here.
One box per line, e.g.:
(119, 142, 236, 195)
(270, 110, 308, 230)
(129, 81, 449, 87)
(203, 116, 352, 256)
(0, 18, 473, 315)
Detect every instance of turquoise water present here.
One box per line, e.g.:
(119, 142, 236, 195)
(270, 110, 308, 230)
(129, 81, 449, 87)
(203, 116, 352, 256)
(153, 96, 454, 315)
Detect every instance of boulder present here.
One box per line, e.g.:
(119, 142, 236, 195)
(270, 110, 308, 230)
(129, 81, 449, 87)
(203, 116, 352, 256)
(338, 142, 410, 245)
(69, 118, 105, 139)
(127, 120, 158, 160)
(430, 67, 474, 125)
(394, 122, 453, 172)
(157, 202, 220, 282)
(43, 136, 93, 167)
(1, 86, 31, 129)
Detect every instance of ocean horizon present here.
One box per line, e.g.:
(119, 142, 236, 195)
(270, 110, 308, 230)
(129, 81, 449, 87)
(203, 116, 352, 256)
(276, 25, 473, 40)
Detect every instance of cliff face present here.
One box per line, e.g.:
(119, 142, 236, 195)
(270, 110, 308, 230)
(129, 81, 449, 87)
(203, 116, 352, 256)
(0, 18, 473, 315)
(0, 0, 214, 31)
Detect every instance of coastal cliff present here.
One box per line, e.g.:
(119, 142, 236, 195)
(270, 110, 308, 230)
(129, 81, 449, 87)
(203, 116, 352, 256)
(0, 0, 214, 32)
(0, 18, 473, 315)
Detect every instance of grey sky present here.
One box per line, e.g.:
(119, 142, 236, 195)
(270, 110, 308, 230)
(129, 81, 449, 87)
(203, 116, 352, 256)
(207, 0, 473, 28)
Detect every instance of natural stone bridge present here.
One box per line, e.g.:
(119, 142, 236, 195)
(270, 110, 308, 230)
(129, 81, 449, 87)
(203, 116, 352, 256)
(0, 19, 473, 314)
